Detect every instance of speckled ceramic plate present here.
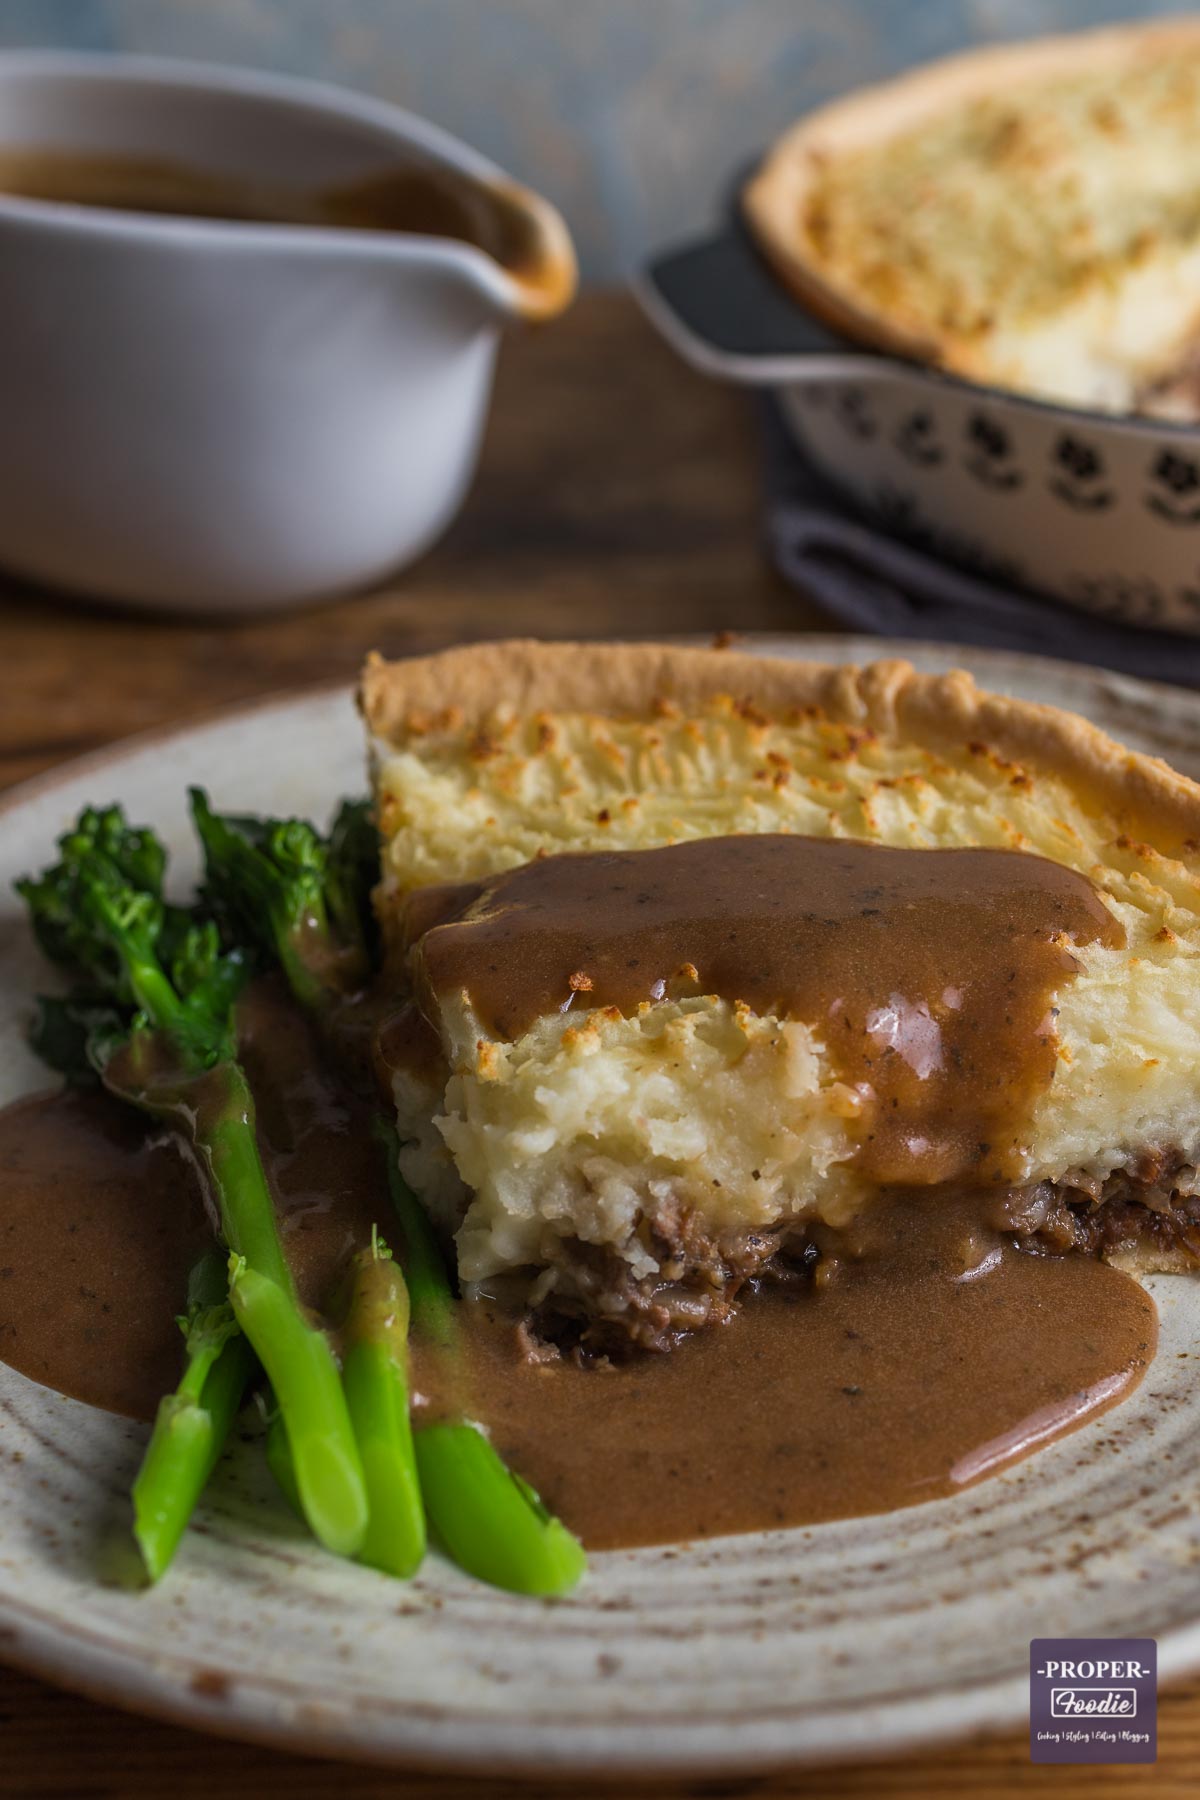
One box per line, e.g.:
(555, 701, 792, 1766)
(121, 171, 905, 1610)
(4, 637, 1200, 1776)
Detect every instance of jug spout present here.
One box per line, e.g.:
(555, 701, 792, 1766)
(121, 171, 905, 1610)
(308, 158, 576, 324)
(453, 174, 577, 322)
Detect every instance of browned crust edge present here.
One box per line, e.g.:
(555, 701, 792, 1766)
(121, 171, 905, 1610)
(741, 18, 1200, 374)
(359, 639, 1200, 855)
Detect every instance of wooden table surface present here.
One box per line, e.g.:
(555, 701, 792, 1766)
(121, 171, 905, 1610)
(0, 290, 1196, 1797)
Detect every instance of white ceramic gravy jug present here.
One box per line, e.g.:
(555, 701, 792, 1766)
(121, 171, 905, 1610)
(0, 52, 576, 612)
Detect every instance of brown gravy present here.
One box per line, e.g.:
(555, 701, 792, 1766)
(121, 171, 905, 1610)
(416, 836, 1124, 1186)
(435, 1196, 1155, 1547)
(0, 1087, 212, 1418)
(0, 978, 1158, 1550)
(0, 983, 384, 1420)
(0, 147, 563, 294)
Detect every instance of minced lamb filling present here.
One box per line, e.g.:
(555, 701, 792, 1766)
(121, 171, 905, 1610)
(380, 831, 1176, 1354)
(506, 1164, 1200, 1357)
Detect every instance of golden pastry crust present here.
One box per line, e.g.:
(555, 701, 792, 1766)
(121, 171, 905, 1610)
(359, 638, 1200, 855)
(742, 20, 1200, 407)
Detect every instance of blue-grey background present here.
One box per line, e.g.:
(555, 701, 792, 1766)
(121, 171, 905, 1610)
(0, 1, 1190, 278)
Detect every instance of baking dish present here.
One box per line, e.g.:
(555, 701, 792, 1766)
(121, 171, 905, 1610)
(638, 225, 1200, 636)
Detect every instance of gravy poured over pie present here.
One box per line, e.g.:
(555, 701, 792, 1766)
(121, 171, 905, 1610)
(364, 640, 1200, 1353)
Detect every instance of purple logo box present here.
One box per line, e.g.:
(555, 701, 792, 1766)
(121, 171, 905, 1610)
(1030, 1638, 1156, 1763)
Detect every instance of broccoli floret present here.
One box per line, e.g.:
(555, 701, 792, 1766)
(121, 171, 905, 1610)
(190, 789, 372, 1010)
(18, 805, 247, 1072)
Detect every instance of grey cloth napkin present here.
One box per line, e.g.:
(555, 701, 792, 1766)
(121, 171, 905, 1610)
(764, 402, 1200, 684)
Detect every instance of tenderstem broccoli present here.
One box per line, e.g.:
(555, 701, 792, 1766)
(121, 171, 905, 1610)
(191, 791, 586, 1595)
(338, 1229, 426, 1578)
(18, 806, 368, 1566)
(193, 789, 428, 1577)
(377, 1122, 586, 1596)
(263, 1227, 427, 1580)
(131, 1247, 256, 1582)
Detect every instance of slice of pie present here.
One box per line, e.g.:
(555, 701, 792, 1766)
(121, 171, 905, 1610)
(361, 639, 1200, 1349)
(743, 21, 1200, 416)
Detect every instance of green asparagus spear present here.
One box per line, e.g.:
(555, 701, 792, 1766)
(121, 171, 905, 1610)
(131, 1248, 256, 1582)
(17, 804, 368, 1561)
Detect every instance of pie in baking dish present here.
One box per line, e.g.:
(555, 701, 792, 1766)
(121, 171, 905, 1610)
(744, 21, 1200, 417)
(362, 639, 1200, 1349)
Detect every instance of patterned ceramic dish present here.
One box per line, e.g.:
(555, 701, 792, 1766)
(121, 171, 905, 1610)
(638, 229, 1200, 636)
(5, 637, 1200, 1775)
